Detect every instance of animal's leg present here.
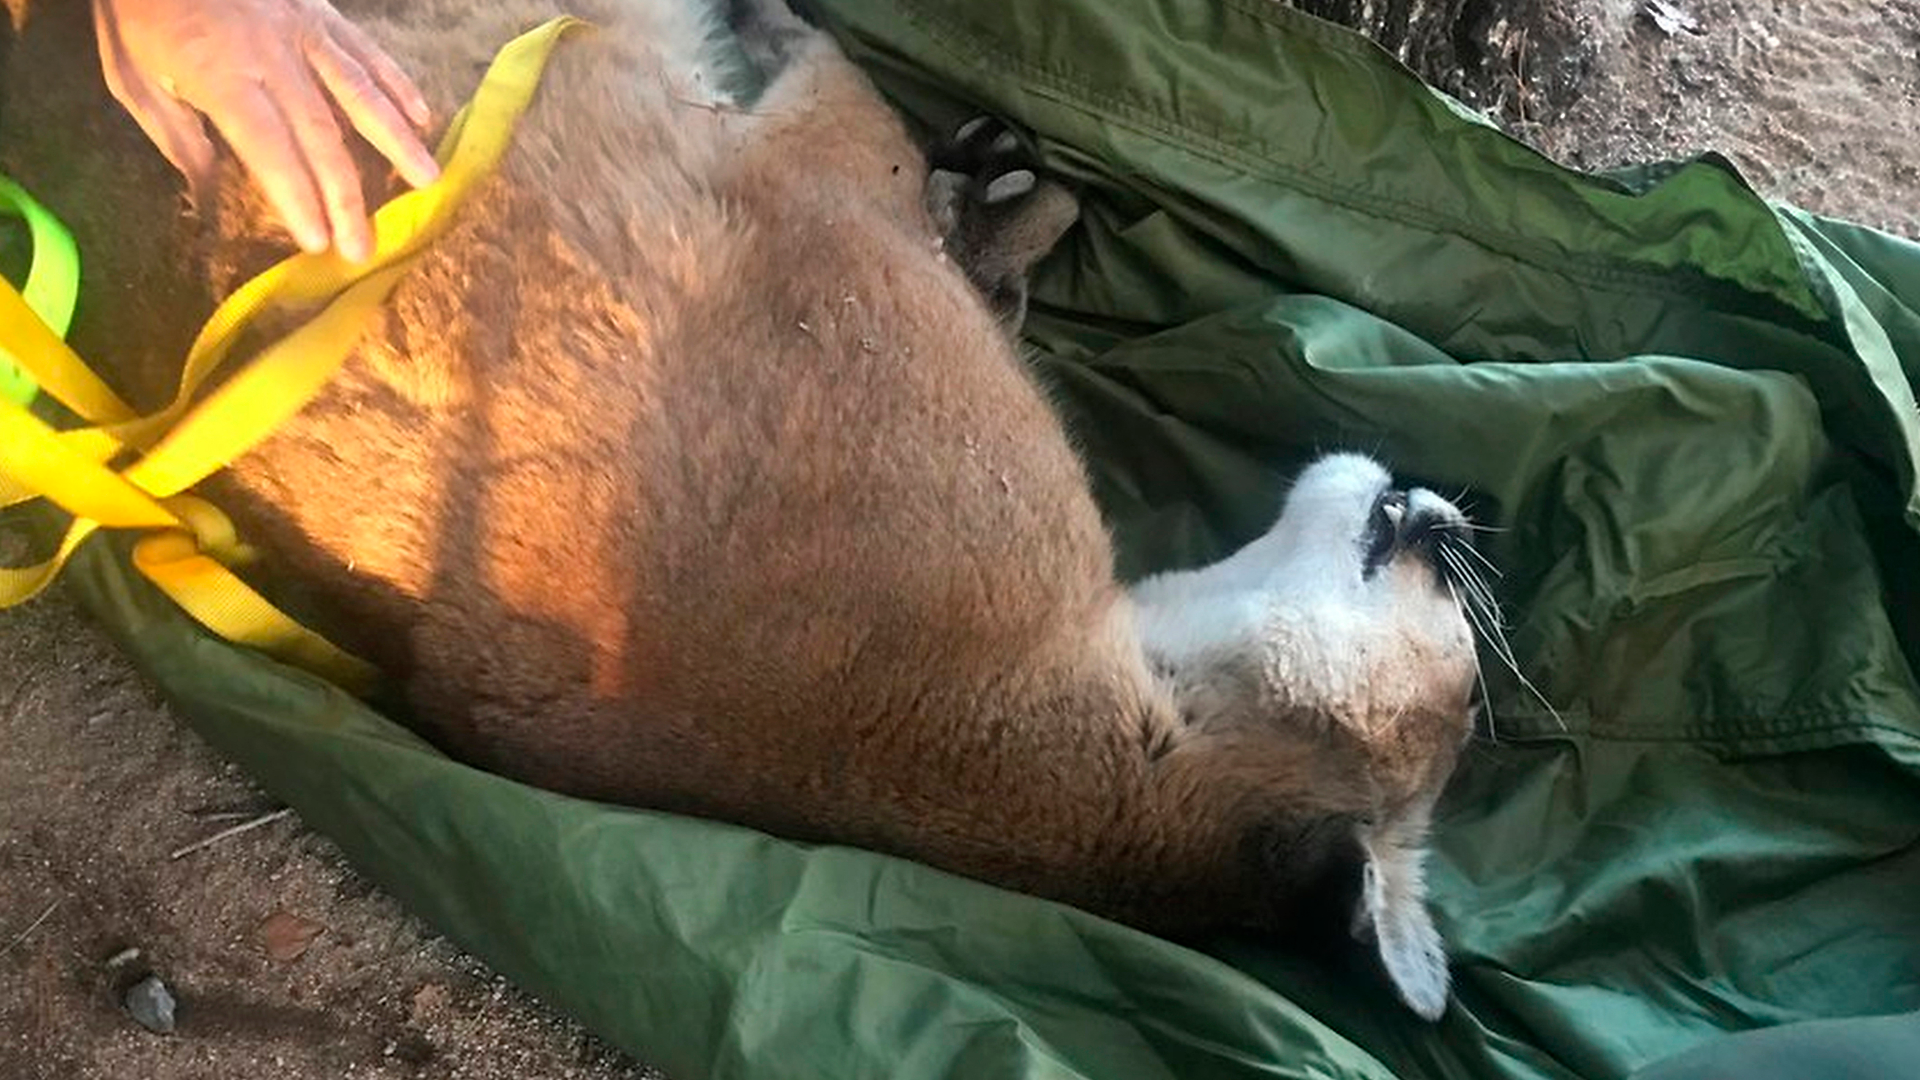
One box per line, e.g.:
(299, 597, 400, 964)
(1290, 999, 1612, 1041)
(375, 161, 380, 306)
(926, 116, 1080, 332)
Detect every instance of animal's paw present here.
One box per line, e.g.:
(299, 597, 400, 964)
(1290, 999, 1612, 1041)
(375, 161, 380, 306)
(926, 116, 1041, 230)
(924, 116, 1079, 332)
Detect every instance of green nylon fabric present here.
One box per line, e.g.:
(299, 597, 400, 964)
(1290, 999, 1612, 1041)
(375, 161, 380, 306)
(44, 0, 1920, 1077)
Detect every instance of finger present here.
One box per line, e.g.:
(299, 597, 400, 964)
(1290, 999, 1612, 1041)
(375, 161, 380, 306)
(308, 32, 441, 190)
(107, 73, 221, 207)
(209, 81, 333, 255)
(325, 13, 433, 130)
(266, 57, 376, 262)
(92, 2, 219, 205)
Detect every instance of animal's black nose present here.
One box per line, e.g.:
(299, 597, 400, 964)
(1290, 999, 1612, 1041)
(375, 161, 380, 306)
(1400, 506, 1453, 547)
(1363, 488, 1470, 578)
(1400, 489, 1469, 551)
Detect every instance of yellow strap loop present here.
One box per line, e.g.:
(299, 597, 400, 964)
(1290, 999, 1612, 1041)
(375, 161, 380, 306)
(0, 16, 587, 695)
(0, 282, 137, 423)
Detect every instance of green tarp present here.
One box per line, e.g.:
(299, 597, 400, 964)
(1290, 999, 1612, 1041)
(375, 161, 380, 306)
(26, 0, 1920, 1076)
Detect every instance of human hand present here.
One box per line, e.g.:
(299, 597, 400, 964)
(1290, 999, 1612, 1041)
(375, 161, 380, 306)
(91, 0, 441, 262)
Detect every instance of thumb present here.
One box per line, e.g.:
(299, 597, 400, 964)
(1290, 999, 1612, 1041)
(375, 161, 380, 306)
(92, 0, 218, 208)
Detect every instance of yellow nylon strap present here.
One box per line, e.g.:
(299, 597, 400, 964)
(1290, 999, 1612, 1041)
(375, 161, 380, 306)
(0, 283, 137, 423)
(0, 16, 587, 694)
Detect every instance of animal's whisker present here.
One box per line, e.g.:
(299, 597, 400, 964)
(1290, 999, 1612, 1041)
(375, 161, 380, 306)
(1479, 615, 1564, 731)
(1439, 546, 1500, 624)
(1502, 658, 1566, 731)
(1446, 578, 1498, 743)
(1439, 541, 1565, 732)
(1450, 563, 1498, 622)
(1446, 549, 1505, 629)
(1451, 537, 1504, 579)
(1439, 534, 1496, 586)
(1458, 579, 1521, 672)
(1446, 561, 1503, 653)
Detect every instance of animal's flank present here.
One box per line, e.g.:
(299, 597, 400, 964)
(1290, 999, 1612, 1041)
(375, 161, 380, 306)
(80, 0, 1483, 1022)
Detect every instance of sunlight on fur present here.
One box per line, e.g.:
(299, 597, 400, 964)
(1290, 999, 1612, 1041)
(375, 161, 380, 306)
(144, 0, 1485, 1023)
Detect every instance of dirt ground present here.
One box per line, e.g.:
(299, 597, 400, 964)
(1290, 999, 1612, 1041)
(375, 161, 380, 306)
(2, 1, 1914, 1078)
(1493, 0, 1920, 239)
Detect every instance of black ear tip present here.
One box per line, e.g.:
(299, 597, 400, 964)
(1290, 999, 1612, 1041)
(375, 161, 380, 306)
(779, 0, 823, 26)
(1239, 811, 1368, 945)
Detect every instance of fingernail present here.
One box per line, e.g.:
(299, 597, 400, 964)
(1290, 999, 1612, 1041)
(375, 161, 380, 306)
(405, 150, 442, 189)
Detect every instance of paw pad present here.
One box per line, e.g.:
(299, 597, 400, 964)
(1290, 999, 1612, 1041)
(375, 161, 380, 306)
(930, 116, 1040, 209)
(923, 117, 1080, 331)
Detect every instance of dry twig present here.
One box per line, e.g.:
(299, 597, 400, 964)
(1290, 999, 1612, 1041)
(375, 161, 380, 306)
(0, 899, 60, 960)
(168, 807, 293, 860)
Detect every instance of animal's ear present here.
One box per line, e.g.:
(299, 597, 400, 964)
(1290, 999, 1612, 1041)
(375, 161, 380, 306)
(1352, 815, 1451, 1020)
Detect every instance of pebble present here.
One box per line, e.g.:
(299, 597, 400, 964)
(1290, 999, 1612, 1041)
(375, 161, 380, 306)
(125, 974, 177, 1035)
(258, 910, 326, 962)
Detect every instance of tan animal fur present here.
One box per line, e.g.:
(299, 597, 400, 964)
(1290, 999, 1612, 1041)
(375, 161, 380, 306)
(6, 0, 1482, 1019)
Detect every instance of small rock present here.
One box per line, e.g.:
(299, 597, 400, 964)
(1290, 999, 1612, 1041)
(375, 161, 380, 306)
(1641, 0, 1703, 37)
(258, 910, 326, 962)
(125, 974, 177, 1034)
(409, 981, 450, 1022)
(103, 946, 142, 970)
